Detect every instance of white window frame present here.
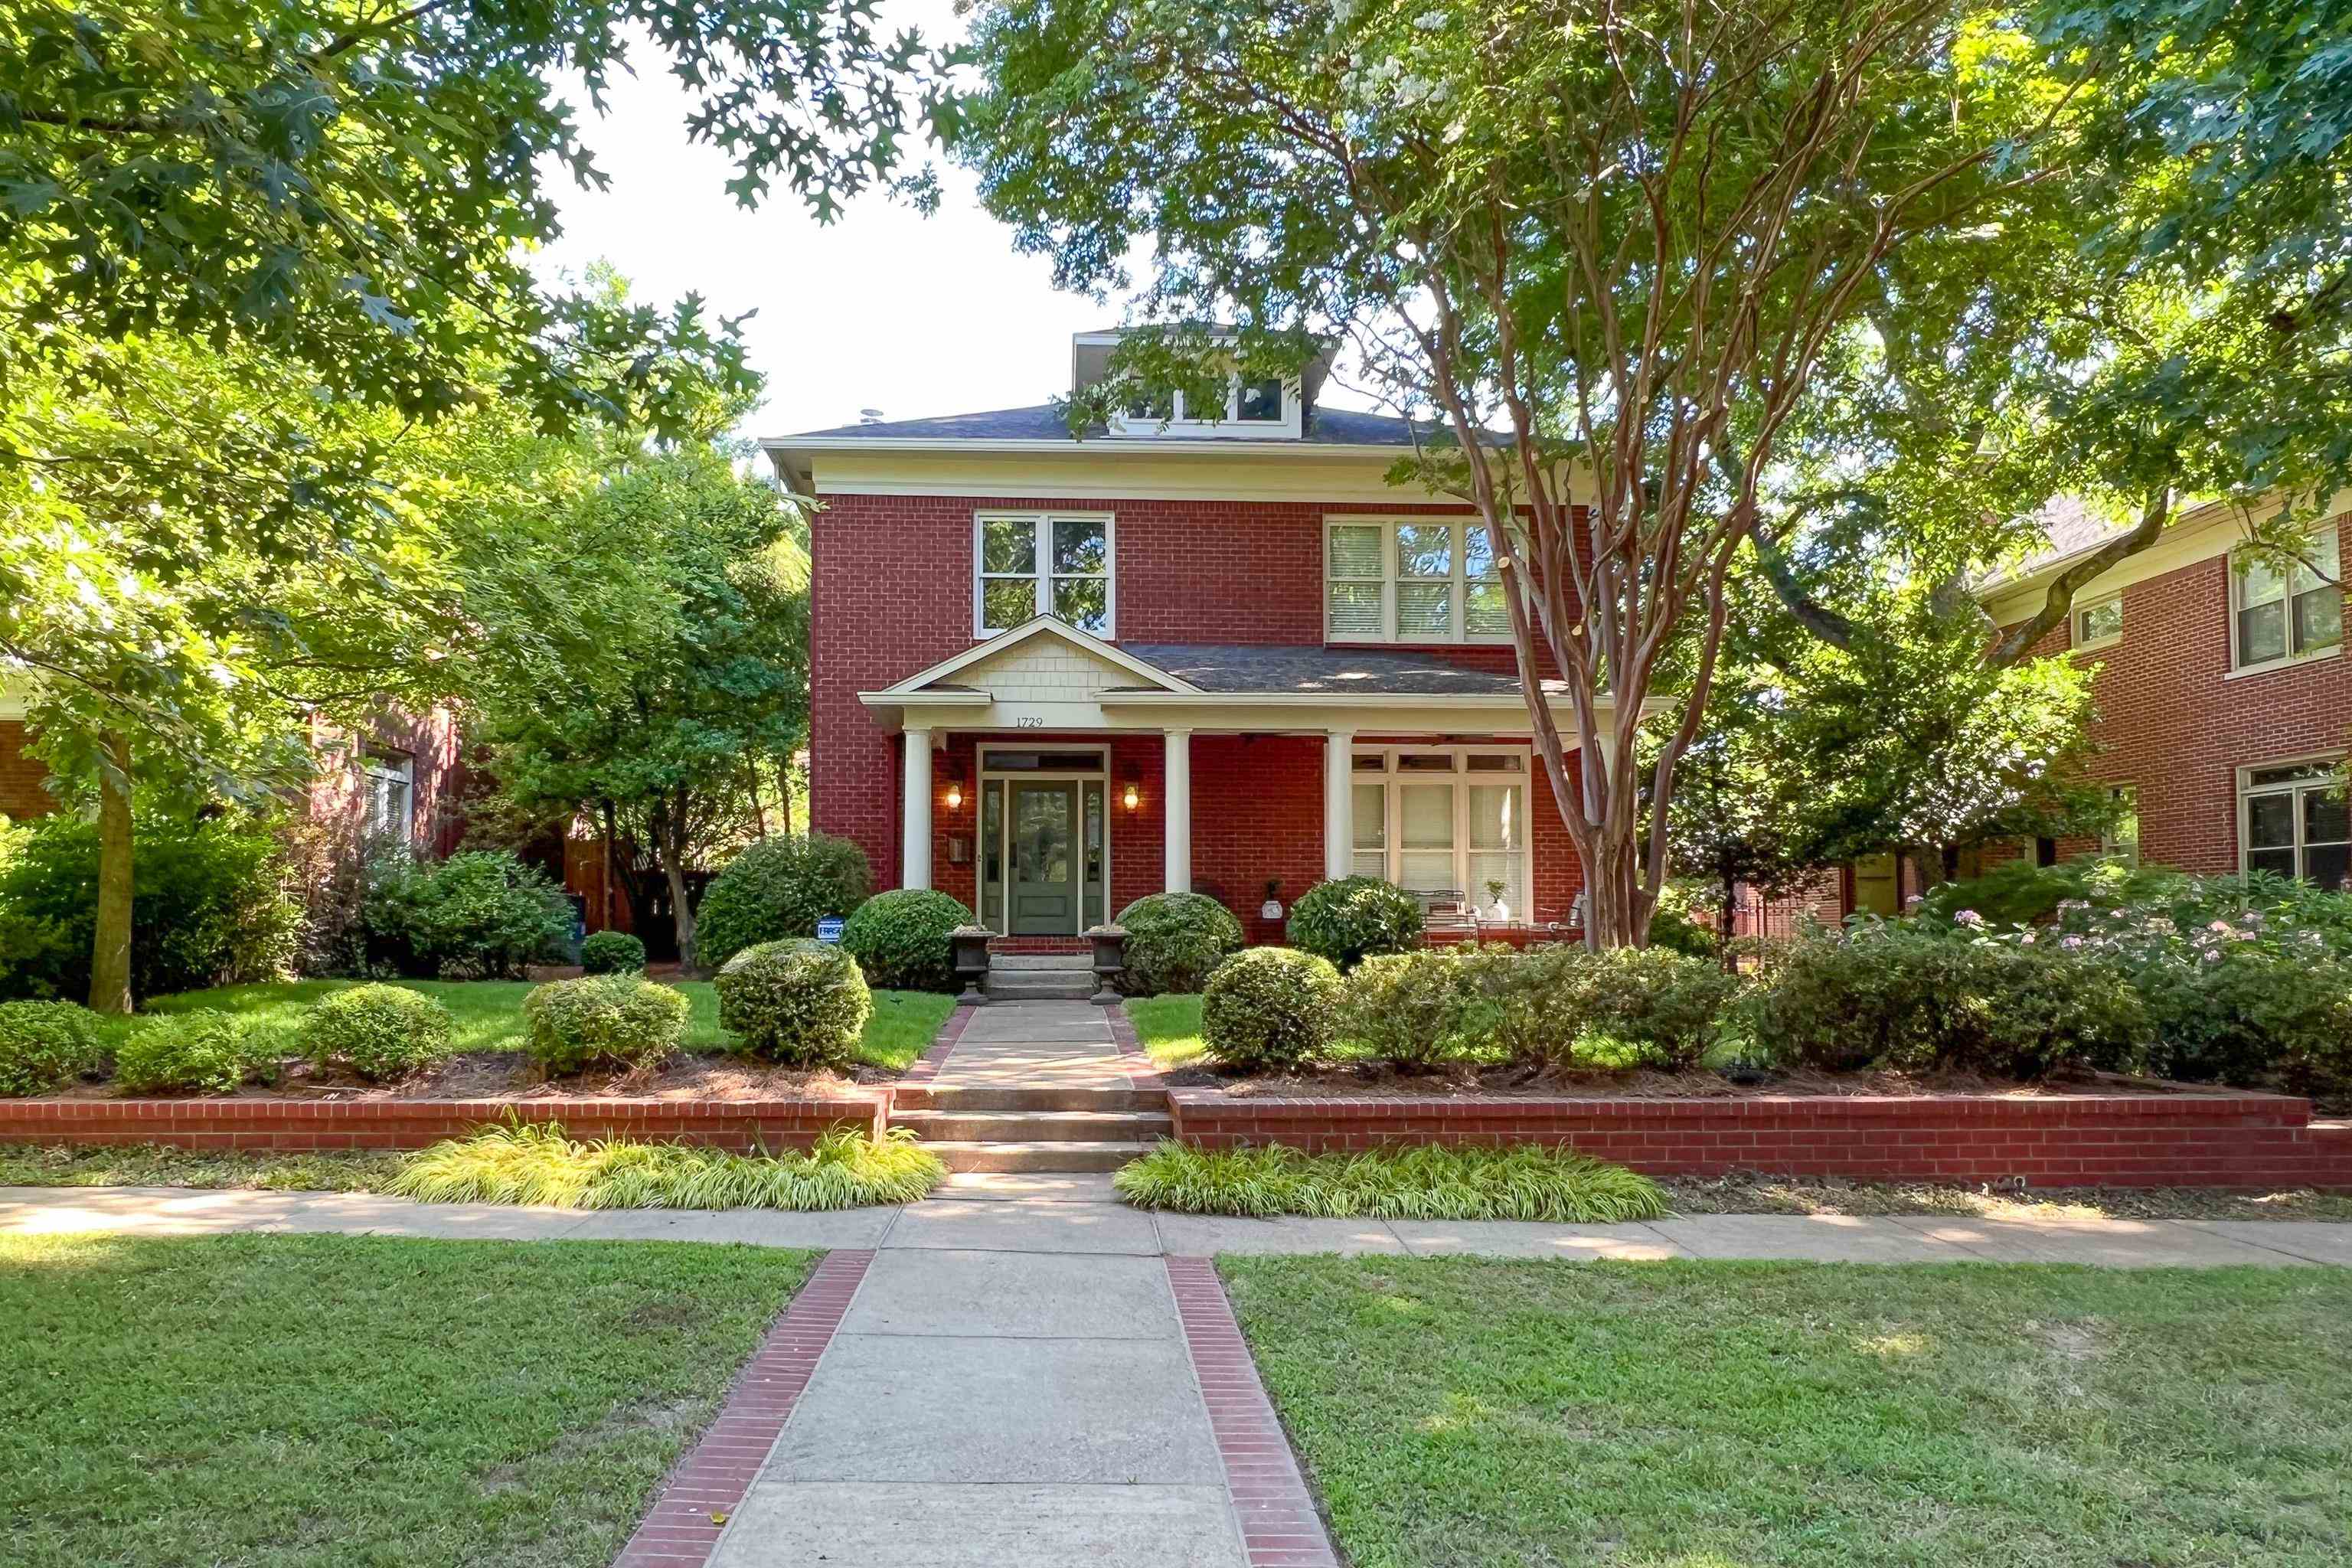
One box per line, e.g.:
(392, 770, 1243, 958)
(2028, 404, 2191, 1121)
(1349, 745, 1534, 915)
(1106, 372, 1302, 439)
(973, 511, 1116, 639)
(1324, 517, 1513, 645)
(363, 751, 415, 844)
(2236, 755, 2348, 885)
(2228, 524, 2341, 675)
(2072, 592, 2122, 652)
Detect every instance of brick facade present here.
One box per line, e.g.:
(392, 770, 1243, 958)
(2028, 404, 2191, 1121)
(810, 491, 1585, 933)
(1168, 1089, 2352, 1190)
(0, 720, 51, 821)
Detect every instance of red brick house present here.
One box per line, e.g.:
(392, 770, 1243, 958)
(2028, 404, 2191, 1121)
(1971, 497, 2347, 890)
(764, 331, 1619, 941)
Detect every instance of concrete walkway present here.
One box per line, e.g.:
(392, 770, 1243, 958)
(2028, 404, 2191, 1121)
(5, 1178, 2349, 1264)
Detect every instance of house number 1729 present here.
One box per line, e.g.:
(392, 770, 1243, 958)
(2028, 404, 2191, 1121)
(1013, 716, 1046, 729)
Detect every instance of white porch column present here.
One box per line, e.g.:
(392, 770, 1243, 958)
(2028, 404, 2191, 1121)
(901, 728, 933, 890)
(1163, 728, 1193, 893)
(1323, 728, 1354, 881)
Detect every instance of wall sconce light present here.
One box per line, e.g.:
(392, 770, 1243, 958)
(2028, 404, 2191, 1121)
(1121, 770, 1141, 812)
(944, 777, 965, 812)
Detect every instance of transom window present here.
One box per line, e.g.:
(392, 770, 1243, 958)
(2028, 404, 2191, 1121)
(2232, 526, 2341, 670)
(2073, 594, 2122, 648)
(1350, 747, 1532, 916)
(1326, 518, 1512, 643)
(975, 513, 1112, 637)
(363, 751, 414, 843)
(2240, 760, 2348, 889)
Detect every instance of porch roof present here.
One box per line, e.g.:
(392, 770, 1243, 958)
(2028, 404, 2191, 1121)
(1113, 643, 1570, 699)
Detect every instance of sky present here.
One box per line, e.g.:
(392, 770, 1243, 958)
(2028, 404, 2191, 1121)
(528, 2, 1140, 441)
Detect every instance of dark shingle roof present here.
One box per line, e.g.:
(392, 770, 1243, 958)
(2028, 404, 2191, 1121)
(776, 403, 1432, 448)
(1114, 643, 1564, 697)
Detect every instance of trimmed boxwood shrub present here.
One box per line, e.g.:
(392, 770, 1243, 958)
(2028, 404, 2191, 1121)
(1202, 947, 1342, 1072)
(522, 974, 691, 1076)
(1285, 877, 1423, 970)
(841, 890, 972, 992)
(1538, 945, 1737, 1070)
(300, 985, 455, 1081)
(0, 1000, 106, 1096)
(716, 939, 872, 1067)
(361, 851, 573, 979)
(1115, 891, 1243, 995)
(1335, 949, 1491, 1068)
(112, 1014, 276, 1094)
(580, 930, 648, 975)
(694, 833, 874, 971)
(2135, 949, 2352, 1093)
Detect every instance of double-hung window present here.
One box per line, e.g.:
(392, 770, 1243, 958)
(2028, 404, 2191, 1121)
(1350, 748, 1531, 916)
(1325, 518, 1513, 643)
(2231, 526, 2341, 670)
(975, 513, 1112, 637)
(2241, 760, 2348, 888)
(363, 751, 414, 843)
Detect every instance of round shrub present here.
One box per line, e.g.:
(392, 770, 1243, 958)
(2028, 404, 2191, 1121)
(522, 974, 691, 1076)
(361, 850, 573, 979)
(716, 939, 873, 1067)
(1285, 877, 1424, 970)
(1202, 947, 1342, 1072)
(580, 930, 648, 975)
(841, 890, 972, 992)
(300, 985, 455, 1081)
(694, 833, 874, 971)
(1335, 949, 1491, 1068)
(0, 1000, 106, 1096)
(112, 1014, 273, 1094)
(1115, 891, 1244, 995)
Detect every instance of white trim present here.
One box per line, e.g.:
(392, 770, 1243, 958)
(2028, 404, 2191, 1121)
(2221, 644, 2341, 681)
(975, 743, 1113, 936)
(1323, 515, 1514, 645)
(2069, 591, 2122, 652)
(2236, 753, 2349, 883)
(861, 616, 1198, 698)
(975, 511, 1116, 639)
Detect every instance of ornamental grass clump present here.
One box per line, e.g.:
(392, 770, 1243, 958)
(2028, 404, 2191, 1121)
(387, 1121, 945, 1209)
(1114, 1139, 1669, 1223)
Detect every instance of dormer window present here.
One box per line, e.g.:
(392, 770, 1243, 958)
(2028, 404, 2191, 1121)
(1110, 371, 1302, 438)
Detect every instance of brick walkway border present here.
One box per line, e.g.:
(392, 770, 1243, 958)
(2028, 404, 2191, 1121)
(612, 1248, 872, 1568)
(1166, 1256, 1342, 1568)
(1105, 1003, 1170, 1093)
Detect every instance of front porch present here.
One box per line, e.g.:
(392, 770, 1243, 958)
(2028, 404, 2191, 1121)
(860, 619, 1597, 940)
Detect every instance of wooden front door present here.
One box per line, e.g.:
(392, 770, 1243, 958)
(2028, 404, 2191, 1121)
(1009, 782, 1080, 934)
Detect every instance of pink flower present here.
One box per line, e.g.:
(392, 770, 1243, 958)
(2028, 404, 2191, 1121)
(1955, 910, 1984, 928)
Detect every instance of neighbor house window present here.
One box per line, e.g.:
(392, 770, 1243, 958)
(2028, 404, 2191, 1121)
(364, 751, 414, 842)
(1326, 518, 1512, 643)
(1351, 747, 1531, 915)
(2240, 760, 2348, 888)
(2073, 593, 2122, 649)
(2101, 783, 2139, 867)
(975, 513, 1112, 637)
(2232, 526, 2341, 670)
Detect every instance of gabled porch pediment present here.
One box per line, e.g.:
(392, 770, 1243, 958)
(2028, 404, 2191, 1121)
(858, 617, 1198, 729)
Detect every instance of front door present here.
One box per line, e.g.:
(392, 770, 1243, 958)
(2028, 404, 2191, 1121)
(1009, 782, 1080, 934)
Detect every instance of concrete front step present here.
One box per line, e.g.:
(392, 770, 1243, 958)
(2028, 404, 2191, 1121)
(921, 1139, 1153, 1173)
(893, 1109, 1172, 1142)
(988, 952, 1095, 972)
(896, 1084, 1167, 1112)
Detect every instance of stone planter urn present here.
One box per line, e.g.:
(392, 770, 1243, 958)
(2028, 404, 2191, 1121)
(950, 926, 993, 1005)
(1086, 924, 1127, 1005)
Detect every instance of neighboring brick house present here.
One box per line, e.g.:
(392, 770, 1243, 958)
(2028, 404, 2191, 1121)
(0, 681, 466, 858)
(763, 329, 1612, 941)
(1967, 495, 2349, 892)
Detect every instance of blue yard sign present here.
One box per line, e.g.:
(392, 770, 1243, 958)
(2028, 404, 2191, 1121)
(815, 916, 845, 945)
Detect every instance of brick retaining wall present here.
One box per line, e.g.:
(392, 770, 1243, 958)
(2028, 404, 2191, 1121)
(1167, 1089, 2352, 1190)
(0, 1093, 890, 1154)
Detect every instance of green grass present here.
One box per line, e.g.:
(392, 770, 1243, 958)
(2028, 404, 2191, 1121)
(1223, 1256, 2352, 1568)
(142, 977, 955, 1072)
(1116, 1140, 1669, 1222)
(387, 1122, 945, 1209)
(1125, 993, 1208, 1068)
(2, 1231, 814, 1568)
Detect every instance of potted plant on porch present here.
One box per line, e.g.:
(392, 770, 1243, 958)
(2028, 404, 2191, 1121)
(950, 925, 993, 1005)
(1484, 878, 1511, 923)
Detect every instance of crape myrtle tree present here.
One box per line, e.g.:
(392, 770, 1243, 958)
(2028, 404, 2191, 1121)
(953, 0, 2093, 946)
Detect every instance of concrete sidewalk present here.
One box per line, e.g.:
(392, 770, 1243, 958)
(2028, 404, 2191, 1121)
(3, 1178, 2347, 1265)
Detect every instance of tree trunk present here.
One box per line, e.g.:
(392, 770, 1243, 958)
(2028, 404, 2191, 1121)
(774, 765, 792, 839)
(89, 731, 134, 1015)
(658, 795, 697, 970)
(1720, 871, 1740, 967)
(1579, 816, 1651, 950)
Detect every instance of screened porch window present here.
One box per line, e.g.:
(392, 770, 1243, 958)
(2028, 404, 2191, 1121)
(1351, 748, 1531, 916)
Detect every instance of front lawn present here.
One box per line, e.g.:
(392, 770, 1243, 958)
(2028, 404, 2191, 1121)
(144, 977, 954, 1072)
(2, 1232, 814, 1568)
(1225, 1256, 2352, 1567)
(1125, 992, 1207, 1069)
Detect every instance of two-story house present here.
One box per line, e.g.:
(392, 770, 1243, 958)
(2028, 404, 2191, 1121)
(763, 330, 1608, 942)
(1974, 496, 2349, 891)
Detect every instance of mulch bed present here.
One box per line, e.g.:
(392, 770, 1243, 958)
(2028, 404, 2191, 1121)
(35, 1050, 882, 1105)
